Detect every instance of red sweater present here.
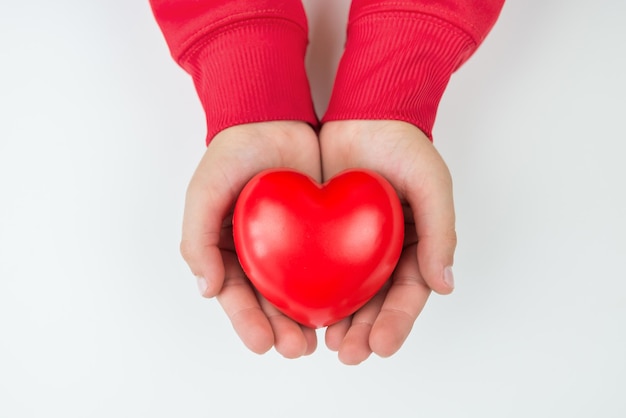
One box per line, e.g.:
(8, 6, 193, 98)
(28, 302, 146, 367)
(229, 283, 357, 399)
(150, 0, 504, 142)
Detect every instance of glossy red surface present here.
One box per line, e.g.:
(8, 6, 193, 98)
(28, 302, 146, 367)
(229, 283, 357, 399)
(233, 169, 404, 328)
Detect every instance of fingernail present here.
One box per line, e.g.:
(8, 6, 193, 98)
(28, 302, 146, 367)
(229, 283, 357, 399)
(443, 266, 455, 289)
(196, 276, 208, 296)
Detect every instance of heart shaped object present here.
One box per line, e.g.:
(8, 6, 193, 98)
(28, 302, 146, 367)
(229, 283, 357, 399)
(233, 169, 404, 328)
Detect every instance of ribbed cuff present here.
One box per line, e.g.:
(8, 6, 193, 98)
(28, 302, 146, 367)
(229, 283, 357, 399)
(322, 12, 476, 140)
(180, 18, 319, 143)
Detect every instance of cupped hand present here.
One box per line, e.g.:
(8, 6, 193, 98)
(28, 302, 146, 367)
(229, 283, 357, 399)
(319, 120, 457, 365)
(181, 121, 321, 358)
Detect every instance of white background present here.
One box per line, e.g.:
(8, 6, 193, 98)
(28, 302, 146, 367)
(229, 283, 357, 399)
(1, 0, 625, 417)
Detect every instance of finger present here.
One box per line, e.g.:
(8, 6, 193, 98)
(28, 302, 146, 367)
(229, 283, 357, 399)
(325, 317, 351, 352)
(404, 145, 457, 294)
(370, 244, 431, 358)
(403, 203, 418, 246)
(301, 325, 318, 356)
(219, 214, 236, 252)
(216, 251, 274, 354)
(258, 296, 310, 359)
(337, 289, 388, 365)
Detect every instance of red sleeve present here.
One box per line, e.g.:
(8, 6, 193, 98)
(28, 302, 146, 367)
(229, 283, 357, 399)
(322, 0, 505, 140)
(149, 0, 318, 143)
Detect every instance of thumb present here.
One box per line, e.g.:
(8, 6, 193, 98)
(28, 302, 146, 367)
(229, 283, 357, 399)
(180, 136, 251, 297)
(405, 153, 457, 295)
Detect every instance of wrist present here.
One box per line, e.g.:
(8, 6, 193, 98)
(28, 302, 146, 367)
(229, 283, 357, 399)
(320, 120, 431, 180)
(211, 120, 320, 171)
(322, 120, 426, 145)
(215, 121, 317, 143)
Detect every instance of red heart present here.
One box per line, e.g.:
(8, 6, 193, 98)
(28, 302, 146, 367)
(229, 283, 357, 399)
(233, 169, 404, 328)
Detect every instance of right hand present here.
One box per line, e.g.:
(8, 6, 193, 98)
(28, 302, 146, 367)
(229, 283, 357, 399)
(180, 121, 321, 358)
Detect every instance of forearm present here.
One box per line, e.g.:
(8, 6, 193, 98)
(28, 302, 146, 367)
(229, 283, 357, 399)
(323, 0, 505, 139)
(149, 0, 318, 142)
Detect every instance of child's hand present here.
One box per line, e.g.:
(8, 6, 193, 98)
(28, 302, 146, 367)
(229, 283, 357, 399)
(319, 120, 457, 365)
(181, 121, 321, 358)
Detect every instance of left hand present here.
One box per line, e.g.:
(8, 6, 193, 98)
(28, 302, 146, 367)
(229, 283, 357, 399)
(319, 120, 457, 365)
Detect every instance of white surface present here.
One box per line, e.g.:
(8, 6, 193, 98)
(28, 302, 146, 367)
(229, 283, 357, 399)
(1, 1, 625, 417)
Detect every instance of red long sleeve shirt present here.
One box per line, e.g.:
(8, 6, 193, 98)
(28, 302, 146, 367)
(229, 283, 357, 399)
(150, 0, 504, 142)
